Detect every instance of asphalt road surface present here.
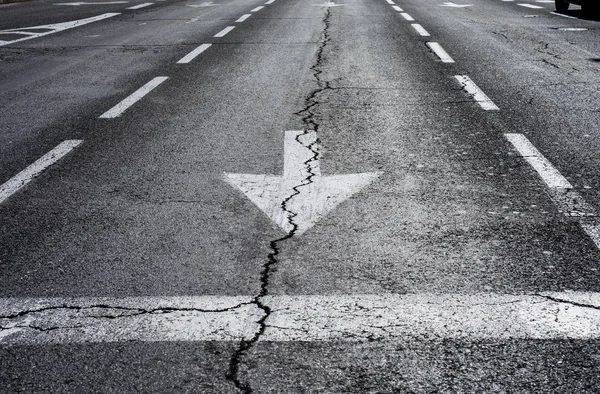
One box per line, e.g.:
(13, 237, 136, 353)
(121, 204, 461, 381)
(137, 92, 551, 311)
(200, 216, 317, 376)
(1, 0, 600, 392)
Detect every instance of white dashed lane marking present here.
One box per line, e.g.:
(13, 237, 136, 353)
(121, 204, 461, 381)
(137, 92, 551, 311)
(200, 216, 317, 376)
(251, 5, 264, 12)
(411, 23, 430, 36)
(99, 77, 168, 118)
(214, 26, 235, 37)
(177, 43, 211, 64)
(392, 5, 403, 11)
(426, 42, 454, 63)
(236, 14, 251, 22)
(0, 140, 83, 205)
(400, 12, 415, 21)
(127, 2, 152, 9)
(518, 3, 543, 7)
(455, 75, 500, 110)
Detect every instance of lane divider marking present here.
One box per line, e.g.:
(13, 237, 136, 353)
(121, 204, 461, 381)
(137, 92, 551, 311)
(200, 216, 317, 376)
(392, 5, 403, 11)
(517, 3, 543, 7)
(99, 76, 168, 118)
(400, 12, 415, 21)
(127, 2, 152, 9)
(411, 23, 430, 36)
(214, 26, 235, 37)
(265, 0, 275, 3)
(3, 292, 600, 345)
(251, 5, 264, 12)
(177, 43, 211, 64)
(426, 42, 454, 63)
(236, 14, 252, 22)
(0, 140, 83, 205)
(386, 0, 395, 4)
(454, 75, 500, 110)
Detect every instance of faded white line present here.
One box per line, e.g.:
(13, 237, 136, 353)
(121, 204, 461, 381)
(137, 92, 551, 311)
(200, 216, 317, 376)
(127, 2, 152, 9)
(214, 26, 235, 37)
(265, 0, 275, 3)
(518, 2, 543, 7)
(177, 43, 211, 64)
(551, 11, 578, 17)
(0, 141, 83, 205)
(392, 5, 403, 11)
(3, 292, 600, 345)
(251, 5, 264, 11)
(454, 75, 499, 110)
(426, 42, 454, 63)
(99, 76, 168, 118)
(236, 14, 251, 22)
(0, 13, 119, 47)
(411, 23, 430, 36)
(400, 12, 415, 21)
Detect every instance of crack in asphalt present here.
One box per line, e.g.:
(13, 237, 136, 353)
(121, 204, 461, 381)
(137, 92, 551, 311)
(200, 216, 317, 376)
(536, 294, 600, 311)
(225, 8, 333, 394)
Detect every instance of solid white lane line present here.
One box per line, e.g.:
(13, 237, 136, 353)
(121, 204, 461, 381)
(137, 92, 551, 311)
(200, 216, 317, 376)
(99, 77, 168, 118)
(214, 26, 235, 37)
(400, 12, 415, 21)
(127, 2, 152, 9)
(504, 133, 573, 189)
(392, 5, 403, 11)
(236, 13, 251, 22)
(411, 23, 430, 36)
(0, 140, 83, 205)
(386, 0, 395, 4)
(265, 0, 275, 3)
(177, 43, 211, 64)
(454, 75, 499, 111)
(551, 11, 578, 17)
(518, 3, 543, 7)
(251, 5, 264, 11)
(0, 13, 119, 48)
(3, 292, 600, 345)
(426, 42, 454, 63)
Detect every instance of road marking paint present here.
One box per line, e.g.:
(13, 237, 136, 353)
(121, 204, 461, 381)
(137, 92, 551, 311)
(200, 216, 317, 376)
(400, 12, 415, 21)
(177, 43, 211, 64)
(426, 42, 454, 63)
(536, 0, 554, 2)
(454, 75, 499, 110)
(224, 130, 381, 235)
(411, 23, 430, 36)
(265, 0, 275, 3)
(0, 141, 83, 205)
(0, 13, 119, 47)
(392, 5, 403, 11)
(518, 3, 543, 7)
(440, 1, 473, 6)
(3, 292, 600, 345)
(251, 5, 264, 11)
(551, 11, 578, 17)
(386, 0, 395, 4)
(127, 2, 152, 9)
(558, 27, 588, 31)
(236, 14, 251, 22)
(505, 134, 572, 189)
(99, 77, 168, 118)
(214, 26, 235, 37)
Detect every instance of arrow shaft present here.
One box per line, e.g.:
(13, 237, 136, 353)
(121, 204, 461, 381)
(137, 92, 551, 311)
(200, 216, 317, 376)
(283, 130, 321, 185)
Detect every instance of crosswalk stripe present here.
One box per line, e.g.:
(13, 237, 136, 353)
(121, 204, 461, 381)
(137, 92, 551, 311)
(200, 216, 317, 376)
(2, 292, 600, 345)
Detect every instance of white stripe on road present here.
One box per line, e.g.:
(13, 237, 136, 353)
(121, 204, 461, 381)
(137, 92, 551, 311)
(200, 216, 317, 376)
(504, 133, 573, 189)
(400, 12, 415, 21)
(386, 0, 395, 4)
(0, 13, 119, 48)
(3, 292, 600, 345)
(454, 75, 499, 110)
(127, 2, 152, 9)
(265, 0, 275, 3)
(426, 42, 454, 63)
(0, 141, 83, 205)
(236, 14, 251, 22)
(99, 77, 168, 118)
(411, 23, 430, 36)
(251, 5, 264, 11)
(177, 43, 211, 63)
(518, 3, 543, 7)
(214, 26, 235, 37)
(551, 11, 578, 18)
(392, 5, 403, 11)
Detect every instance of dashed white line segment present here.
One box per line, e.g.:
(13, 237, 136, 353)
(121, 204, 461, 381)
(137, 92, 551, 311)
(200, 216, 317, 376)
(454, 75, 499, 110)
(400, 12, 415, 21)
(392, 5, 403, 11)
(426, 42, 454, 63)
(99, 76, 168, 118)
(127, 2, 152, 9)
(517, 3, 543, 7)
(214, 26, 235, 37)
(251, 5, 264, 12)
(386, 0, 395, 4)
(177, 43, 211, 64)
(265, 0, 275, 3)
(236, 14, 251, 22)
(0, 140, 83, 205)
(411, 23, 430, 36)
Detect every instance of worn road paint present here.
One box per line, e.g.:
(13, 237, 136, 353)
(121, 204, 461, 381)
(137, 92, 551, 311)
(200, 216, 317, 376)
(0, 141, 83, 205)
(426, 42, 454, 63)
(224, 130, 381, 235)
(551, 11, 578, 18)
(55, 1, 127, 5)
(214, 26, 234, 37)
(440, 1, 473, 6)
(454, 75, 500, 110)
(187, 1, 218, 6)
(127, 2, 152, 9)
(177, 43, 211, 63)
(411, 23, 430, 36)
(313, 2, 345, 6)
(3, 292, 600, 345)
(236, 14, 251, 22)
(400, 12, 415, 20)
(0, 13, 120, 47)
(99, 77, 168, 118)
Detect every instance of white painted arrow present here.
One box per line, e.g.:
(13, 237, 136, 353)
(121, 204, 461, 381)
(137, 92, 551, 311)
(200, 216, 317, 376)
(440, 2, 472, 6)
(224, 130, 381, 235)
(54, 1, 128, 5)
